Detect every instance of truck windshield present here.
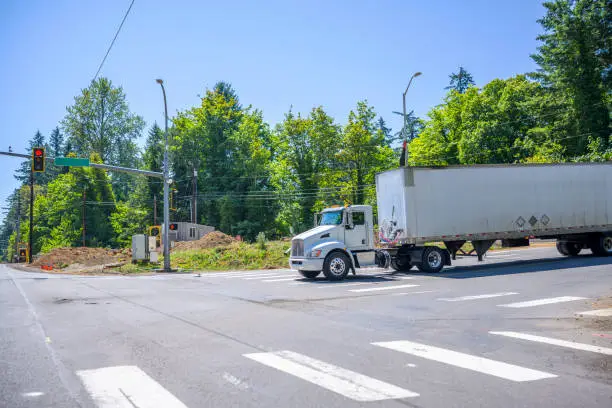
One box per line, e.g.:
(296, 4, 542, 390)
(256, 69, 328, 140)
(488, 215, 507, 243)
(319, 210, 343, 225)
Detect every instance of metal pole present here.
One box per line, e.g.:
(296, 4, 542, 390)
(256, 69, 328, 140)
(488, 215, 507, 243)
(156, 79, 171, 272)
(82, 190, 86, 247)
(153, 194, 157, 225)
(401, 72, 422, 163)
(15, 194, 20, 262)
(28, 169, 33, 263)
(192, 167, 197, 224)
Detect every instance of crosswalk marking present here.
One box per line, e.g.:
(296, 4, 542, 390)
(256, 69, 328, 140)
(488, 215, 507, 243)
(576, 308, 612, 317)
(349, 284, 419, 293)
(498, 296, 587, 308)
(77, 365, 188, 408)
(438, 292, 518, 302)
(244, 350, 418, 401)
(372, 340, 557, 382)
(263, 278, 298, 282)
(490, 331, 612, 355)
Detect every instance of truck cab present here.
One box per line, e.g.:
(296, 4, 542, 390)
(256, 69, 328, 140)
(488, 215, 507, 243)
(289, 205, 377, 280)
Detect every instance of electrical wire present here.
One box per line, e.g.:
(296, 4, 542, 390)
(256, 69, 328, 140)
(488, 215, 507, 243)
(92, 0, 136, 82)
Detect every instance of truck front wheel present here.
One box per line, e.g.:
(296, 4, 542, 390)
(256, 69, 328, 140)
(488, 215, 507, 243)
(323, 252, 351, 281)
(417, 247, 445, 273)
(299, 270, 321, 279)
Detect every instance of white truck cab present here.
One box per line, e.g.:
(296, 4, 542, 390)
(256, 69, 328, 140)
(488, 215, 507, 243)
(289, 205, 379, 280)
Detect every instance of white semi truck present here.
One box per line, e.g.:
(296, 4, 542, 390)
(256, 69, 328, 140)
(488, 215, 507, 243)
(289, 163, 612, 280)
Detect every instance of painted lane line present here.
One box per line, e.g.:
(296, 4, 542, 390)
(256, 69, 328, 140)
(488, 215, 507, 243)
(490, 331, 612, 356)
(577, 308, 612, 317)
(372, 341, 556, 382)
(77, 365, 188, 408)
(438, 292, 519, 302)
(317, 281, 391, 289)
(244, 274, 290, 280)
(263, 278, 298, 282)
(244, 350, 418, 401)
(349, 284, 419, 293)
(390, 290, 435, 296)
(498, 296, 587, 308)
(224, 272, 288, 279)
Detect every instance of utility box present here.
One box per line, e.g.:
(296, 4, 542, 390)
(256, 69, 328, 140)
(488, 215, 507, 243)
(132, 234, 150, 262)
(161, 222, 215, 243)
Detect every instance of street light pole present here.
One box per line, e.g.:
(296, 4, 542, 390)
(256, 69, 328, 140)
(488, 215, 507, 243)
(156, 79, 171, 272)
(402, 72, 422, 140)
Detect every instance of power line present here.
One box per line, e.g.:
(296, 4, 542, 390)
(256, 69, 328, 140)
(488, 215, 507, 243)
(92, 0, 136, 82)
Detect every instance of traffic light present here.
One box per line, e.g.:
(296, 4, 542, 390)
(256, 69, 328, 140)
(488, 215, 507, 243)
(32, 147, 45, 172)
(149, 226, 161, 236)
(169, 223, 178, 231)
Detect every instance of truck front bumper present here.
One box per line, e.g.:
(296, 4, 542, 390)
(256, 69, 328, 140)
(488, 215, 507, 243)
(289, 257, 324, 272)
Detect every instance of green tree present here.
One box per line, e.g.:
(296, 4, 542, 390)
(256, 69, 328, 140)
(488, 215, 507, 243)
(445, 66, 475, 93)
(330, 101, 395, 206)
(49, 127, 64, 157)
(270, 107, 341, 234)
(531, 0, 610, 155)
(61, 77, 145, 200)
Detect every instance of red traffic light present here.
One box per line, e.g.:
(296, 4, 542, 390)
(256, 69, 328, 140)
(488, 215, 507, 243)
(34, 149, 43, 157)
(169, 223, 178, 231)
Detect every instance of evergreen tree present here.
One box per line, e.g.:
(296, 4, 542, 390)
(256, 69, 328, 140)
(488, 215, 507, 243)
(531, 0, 610, 155)
(445, 66, 475, 93)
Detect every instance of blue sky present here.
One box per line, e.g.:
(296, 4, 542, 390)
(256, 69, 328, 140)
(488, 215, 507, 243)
(0, 0, 544, 222)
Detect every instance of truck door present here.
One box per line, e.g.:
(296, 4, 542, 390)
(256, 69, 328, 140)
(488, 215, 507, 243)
(344, 210, 368, 250)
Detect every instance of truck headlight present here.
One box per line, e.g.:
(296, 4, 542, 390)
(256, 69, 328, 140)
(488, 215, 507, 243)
(310, 249, 322, 257)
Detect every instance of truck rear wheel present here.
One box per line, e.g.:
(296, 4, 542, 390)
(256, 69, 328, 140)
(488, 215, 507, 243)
(390, 258, 413, 272)
(589, 235, 612, 257)
(323, 251, 351, 281)
(299, 270, 321, 279)
(416, 247, 445, 273)
(556, 241, 581, 256)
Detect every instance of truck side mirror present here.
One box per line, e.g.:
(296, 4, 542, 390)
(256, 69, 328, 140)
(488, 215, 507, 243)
(345, 212, 354, 229)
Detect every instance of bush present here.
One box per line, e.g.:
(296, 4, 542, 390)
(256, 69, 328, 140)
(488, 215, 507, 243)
(256, 232, 267, 250)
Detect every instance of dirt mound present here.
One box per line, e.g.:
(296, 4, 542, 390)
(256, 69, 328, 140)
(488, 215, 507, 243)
(172, 231, 235, 251)
(33, 247, 131, 269)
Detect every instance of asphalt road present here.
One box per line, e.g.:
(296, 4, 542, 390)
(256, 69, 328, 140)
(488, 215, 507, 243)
(1, 246, 611, 408)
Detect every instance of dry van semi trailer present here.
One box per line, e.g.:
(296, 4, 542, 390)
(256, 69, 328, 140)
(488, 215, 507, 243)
(289, 163, 612, 280)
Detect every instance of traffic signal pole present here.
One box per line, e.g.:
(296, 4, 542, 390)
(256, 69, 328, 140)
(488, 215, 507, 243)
(28, 169, 33, 263)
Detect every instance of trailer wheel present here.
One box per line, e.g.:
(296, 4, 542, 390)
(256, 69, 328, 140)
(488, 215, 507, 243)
(390, 258, 413, 272)
(589, 235, 612, 257)
(417, 247, 445, 273)
(299, 270, 321, 279)
(556, 241, 581, 256)
(322, 251, 351, 281)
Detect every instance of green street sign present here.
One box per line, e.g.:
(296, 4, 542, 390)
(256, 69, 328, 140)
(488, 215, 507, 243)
(54, 157, 90, 167)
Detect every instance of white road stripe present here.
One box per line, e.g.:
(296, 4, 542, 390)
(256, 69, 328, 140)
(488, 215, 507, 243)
(438, 292, 518, 302)
(498, 296, 587, 308)
(244, 350, 418, 401)
(390, 290, 435, 296)
(77, 365, 188, 408)
(244, 274, 290, 280)
(576, 308, 612, 317)
(350, 284, 419, 293)
(317, 281, 390, 289)
(263, 278, 298, 282)
(490, 331, 612, 355)
(373, 341, 556, 382)
(224, 272, 287, 279)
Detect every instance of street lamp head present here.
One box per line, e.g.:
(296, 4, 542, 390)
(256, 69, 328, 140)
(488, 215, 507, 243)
(156, 79, 164, 84)
(413, 72, 422, 78)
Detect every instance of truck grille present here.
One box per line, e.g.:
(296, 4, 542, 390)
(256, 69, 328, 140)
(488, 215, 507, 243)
(292, 239, 304, 257)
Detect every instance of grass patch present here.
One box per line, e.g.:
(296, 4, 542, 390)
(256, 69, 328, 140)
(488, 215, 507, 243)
(170, 240, 290, 271)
